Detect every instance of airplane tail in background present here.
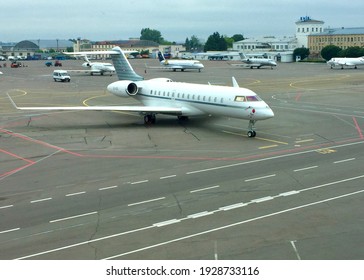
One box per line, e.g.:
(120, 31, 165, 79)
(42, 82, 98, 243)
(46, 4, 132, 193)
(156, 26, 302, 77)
(238, 52, 247, 60)
(157, 51, 165, 62)
(110, 47, 144, 81)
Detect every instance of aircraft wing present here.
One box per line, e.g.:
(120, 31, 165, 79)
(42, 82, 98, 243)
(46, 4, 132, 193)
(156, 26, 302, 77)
(145, 64, 183, 70)
(229, 63, 261, 68)
(343, 62, 356, 66)
(64, 50, 136, 56)
(7, 94, 182, 115)
(65, 69, 98, 73)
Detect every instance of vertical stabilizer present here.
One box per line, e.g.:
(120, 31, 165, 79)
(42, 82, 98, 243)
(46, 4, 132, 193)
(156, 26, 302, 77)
(110, 47, 144, 81)
(157, 51, 165, 62)
(238, 52, 247, 60)
(232, 77, 239, 88)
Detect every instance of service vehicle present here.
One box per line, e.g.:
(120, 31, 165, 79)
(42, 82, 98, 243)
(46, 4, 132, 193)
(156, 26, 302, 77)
(53, 70, 70, 82)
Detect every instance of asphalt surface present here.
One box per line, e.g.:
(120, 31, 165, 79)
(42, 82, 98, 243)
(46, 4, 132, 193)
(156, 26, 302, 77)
(0, 58, 363, 259)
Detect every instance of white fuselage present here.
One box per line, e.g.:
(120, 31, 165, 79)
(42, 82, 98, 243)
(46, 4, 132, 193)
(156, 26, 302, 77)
(241, 58, 277, 68)
(107, 79, 274, 121)
(82, 62, 115, 73)
(327, 57, 364, 68)
(160, 59, 204, 71)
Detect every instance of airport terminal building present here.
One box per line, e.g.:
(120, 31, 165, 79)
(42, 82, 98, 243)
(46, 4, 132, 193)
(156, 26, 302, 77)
(308, 27, 364, 56)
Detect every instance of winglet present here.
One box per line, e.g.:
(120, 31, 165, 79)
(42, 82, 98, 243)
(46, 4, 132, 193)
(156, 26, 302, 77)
(7, 93, 19, 109)
(232, 77, 239, 88)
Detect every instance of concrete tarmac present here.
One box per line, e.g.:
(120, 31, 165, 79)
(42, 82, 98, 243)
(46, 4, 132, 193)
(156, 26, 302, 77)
(0, 58, 363, 259)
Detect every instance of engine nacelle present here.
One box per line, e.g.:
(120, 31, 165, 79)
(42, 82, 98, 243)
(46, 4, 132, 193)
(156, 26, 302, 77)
(107, 80, 139, 97)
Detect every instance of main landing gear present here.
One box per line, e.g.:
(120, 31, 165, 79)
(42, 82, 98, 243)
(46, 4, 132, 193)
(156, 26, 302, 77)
(144, 114, 156, 124)
(247, 120, 257, 138)
(143, 114, 189, 125)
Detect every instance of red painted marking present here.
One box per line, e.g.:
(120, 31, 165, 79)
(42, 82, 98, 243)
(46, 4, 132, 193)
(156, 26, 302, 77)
(0, 149, 35, 164)
(0, 162, 35, 178)
(352, 117, 363, 139)
(0, 128, 83, 157)
(295, 93, 302, 101)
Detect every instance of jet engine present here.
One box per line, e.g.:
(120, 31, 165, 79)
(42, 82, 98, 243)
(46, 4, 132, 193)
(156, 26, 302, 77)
(107, 80, 139, 97)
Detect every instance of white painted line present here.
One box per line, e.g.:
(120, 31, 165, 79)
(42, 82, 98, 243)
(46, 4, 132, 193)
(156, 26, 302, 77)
(0, 228, 20, 234)
(99, 185, 118, 191)
(128, 197, 165, 207)
(190, 185, 220, 193)
(131, 180, 149, 185)
(187, 211, 213, 219)
(185, 140, 364, 175)
(16, 188, 364, 260)
(0, 205, 13, 210)
(153, 219, 180, 227)
(294, 166, 318, 172)
(290, 240, 302, 260)
(295, 139, 314, 143)
(104, 189, 364, 260)
(334, 158, 356, 164)
(219, 203, 247, 211)
(251, 196, 274, 203)
(160, 175, 176, 180)
(65, 191, 86, 197)
(279, 190, 300, 197)
(30, 197, 52, 203)
(245, 174, 276, 182)
(49, 211, 98, 223)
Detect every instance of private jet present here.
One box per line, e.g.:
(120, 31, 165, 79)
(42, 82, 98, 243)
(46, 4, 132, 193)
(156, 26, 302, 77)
(327, 56, 364, 69)
(69, 55, 115, 75)
(8, 47, 274, 138)
(231, 53, 277, 69)
(150, 51, 204, 72)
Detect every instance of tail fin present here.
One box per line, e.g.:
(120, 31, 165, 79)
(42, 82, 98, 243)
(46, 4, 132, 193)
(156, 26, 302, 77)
(81, 55, 91, 63)
(110, 47, 144, 81)
(238, 52, 247, 60)
(157, 51, 165, 62)
(232, 77, 239, 88)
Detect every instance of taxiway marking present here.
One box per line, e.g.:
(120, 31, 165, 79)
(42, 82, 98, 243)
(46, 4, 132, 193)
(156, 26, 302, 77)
(49, 211, 98, 223)
(128, 197, 165, 207)
(30, 198, 53, 203)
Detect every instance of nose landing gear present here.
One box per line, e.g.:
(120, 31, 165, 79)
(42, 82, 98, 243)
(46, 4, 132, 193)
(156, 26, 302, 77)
(247, 120, 257, 138)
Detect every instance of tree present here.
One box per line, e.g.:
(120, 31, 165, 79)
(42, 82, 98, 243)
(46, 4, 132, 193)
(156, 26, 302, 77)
(320, 45, 342, 61)
(204, 32, 227, 52)
(185, 35, 203, 52)
(232, 34, 245, 42)
(140, 28, 164, 44)
(339, 46, 364, 58)
(224, 36, 234, 49)
(293, 47, 310, 61)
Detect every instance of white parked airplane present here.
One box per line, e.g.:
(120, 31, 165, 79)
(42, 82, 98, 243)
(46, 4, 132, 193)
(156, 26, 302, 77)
(153, 51, 204, 72)
(232, 53, 277, 69)
(69, 55, 115, 75)
(327, 56, 364, 69)
(7, 47, 274, 138)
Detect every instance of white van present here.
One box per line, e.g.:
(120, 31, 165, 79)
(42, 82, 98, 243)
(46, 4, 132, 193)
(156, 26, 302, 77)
(53, 70, 70, 82)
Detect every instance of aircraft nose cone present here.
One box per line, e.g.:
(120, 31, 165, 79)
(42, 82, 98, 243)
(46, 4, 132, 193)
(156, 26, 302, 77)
(253, 105, 274, 119)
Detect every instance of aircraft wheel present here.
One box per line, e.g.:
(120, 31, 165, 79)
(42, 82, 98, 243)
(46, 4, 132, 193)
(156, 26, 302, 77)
(144, 114, 156, 125)
(247, 130, 256, 138)
(178, 116, 189, 121)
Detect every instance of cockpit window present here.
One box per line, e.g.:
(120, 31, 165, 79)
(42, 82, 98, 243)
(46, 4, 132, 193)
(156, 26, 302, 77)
(234, 96, 246, 102)
(234, 95, 261, 102)
(246, 96, 261, 101)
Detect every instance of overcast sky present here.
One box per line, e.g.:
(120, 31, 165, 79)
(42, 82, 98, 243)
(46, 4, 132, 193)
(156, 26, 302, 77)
(2, 0, 364, 43)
